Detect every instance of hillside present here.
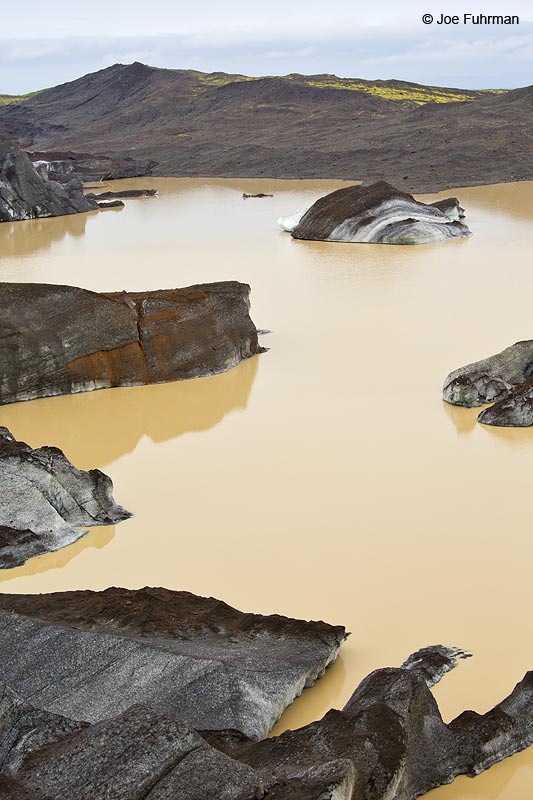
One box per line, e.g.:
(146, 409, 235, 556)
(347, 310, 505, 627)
(0, 63, 531, 191)
(0, 91, 40, 107)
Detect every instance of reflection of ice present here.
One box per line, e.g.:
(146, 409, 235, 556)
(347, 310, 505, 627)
(443, 397, 533, 442)
(0, 212, 90, 258)
(0, 525, 116, 584)
(442, 400, 479, 435)
(277, 209, 306, 232)
(0, 354, 260, 470)
(480, 424, 533, 448)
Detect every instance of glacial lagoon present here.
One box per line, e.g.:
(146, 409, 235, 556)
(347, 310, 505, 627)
(1, 178, 532, 799)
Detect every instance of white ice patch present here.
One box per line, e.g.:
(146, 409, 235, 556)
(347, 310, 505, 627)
(32, 160, 51, 181)
(277, 208, 306, 232)
(444, 207, 461, 221)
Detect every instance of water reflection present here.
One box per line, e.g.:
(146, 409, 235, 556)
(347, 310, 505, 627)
(419, 182, 533, 224)
(0, 526, 116, 583)
(442, 400, 533, 443)
(443, 401, 479, 434)
(0, 355, 259, 469)
(432, 746, 533, 800)
(480, 423, 533, 448)
(0, 211, 92, 258)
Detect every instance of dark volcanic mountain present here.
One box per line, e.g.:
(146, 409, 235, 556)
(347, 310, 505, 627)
(1, 63, 531, 191)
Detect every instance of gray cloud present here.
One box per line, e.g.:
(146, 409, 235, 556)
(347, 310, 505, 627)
(2, 0, 532, 38)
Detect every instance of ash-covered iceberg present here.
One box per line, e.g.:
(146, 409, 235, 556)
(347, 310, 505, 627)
(279, 181, 471, 244)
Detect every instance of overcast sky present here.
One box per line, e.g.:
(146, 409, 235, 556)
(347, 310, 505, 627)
(2, 0, 532, 93)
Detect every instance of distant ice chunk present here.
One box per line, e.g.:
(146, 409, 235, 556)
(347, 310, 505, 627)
(32, 160, 51, 180)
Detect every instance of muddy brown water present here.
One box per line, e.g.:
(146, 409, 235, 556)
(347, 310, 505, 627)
(1, 178, 532, 798)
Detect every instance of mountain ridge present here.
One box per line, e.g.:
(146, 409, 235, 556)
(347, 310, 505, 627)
(0, 63, 531, 192)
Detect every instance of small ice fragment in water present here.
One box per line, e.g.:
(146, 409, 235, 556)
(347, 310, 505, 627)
(277, 209, 306, 232)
